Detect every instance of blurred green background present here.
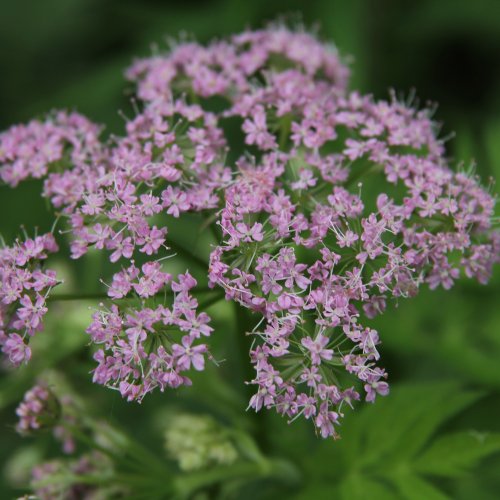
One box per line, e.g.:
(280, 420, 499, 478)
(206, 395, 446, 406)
(1, 0, 500, 498)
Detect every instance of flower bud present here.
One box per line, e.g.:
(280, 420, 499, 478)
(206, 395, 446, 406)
(164, 413, 238, 471)
(16, 384, 61, 435)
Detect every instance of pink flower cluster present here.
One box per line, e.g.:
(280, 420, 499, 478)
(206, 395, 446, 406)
(29, 452, 110, 500)
(0, 234, 60, 366)
(1, 25, 498, 438)
(16, 382, 79, 454)
(15, 383, 60, 433)
(205, 84, 497, 436)
(64, 100, 230, 261)
(0, 110, 103, 195)
(88, 269, 212, 401)
(126, 26, 349, 104)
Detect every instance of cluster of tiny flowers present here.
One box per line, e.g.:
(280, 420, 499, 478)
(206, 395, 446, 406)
(205, 85, 499, 436)
(15, 384, 60, 434)
(88, 270, 213, 401)
(1, 25, 498, 438)
(0, 110, 104, 199)
(126, 25, 348, 104)
(27, 452, 113, 500)
(65, 100, 230, 262)
(0, 234, 60, 366)
(15, 382, 75, 453)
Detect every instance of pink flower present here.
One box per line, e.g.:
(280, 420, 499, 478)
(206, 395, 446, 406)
(365, 380, 390, 403)
(107, 235, 134, 263)
(17, 294, 48, 331)
(137, 226, 166, 255)
(315, 403, 339, 438)
(2, 333, 31, 366)
(161, 186, 190, 218)
(301, 334, 333, 365)
(242, 106, 277, 150)
(172, 335, 207, 371)
(235, 222, 264, 243)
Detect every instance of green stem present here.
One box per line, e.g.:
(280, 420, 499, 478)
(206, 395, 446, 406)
(167, 239, 208, 269)
(63, 424, 134, 468)
(48, 286, 216, 303)
(47, 292, 109, 302)
(63, 422, 168, 477)
(233, 304, 271, 452)
(33, 471, 168, 491)
(198, 291, 225, 310)
(346, 161, 383, 188)
(32, 472, 113, 488)
(279, 114, 292, 151)
(202, 212, 221, 243)
(173, 458, 300, 498)
(80, 418, 170, 476)
(233, 304, 257, 401)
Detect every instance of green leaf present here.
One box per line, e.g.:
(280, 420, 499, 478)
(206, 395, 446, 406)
(293, 484, 339, 500)
(295, 382, 496, 500)
(413, 431, 500, 477)
(387, 388, 483, 463)
(391, 473, 450, 500)
(356, 382, 483, 468)
(339, 475, 400, 500)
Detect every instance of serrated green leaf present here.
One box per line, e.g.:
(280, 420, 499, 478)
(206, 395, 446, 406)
(356, 383, 482, 467)
(391, 473, 450, 500)
(413, 431, 500, 477)
(386, 388, 483, 463)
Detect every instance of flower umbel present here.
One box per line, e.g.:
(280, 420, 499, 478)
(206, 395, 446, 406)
(1, 24, 498, 440)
